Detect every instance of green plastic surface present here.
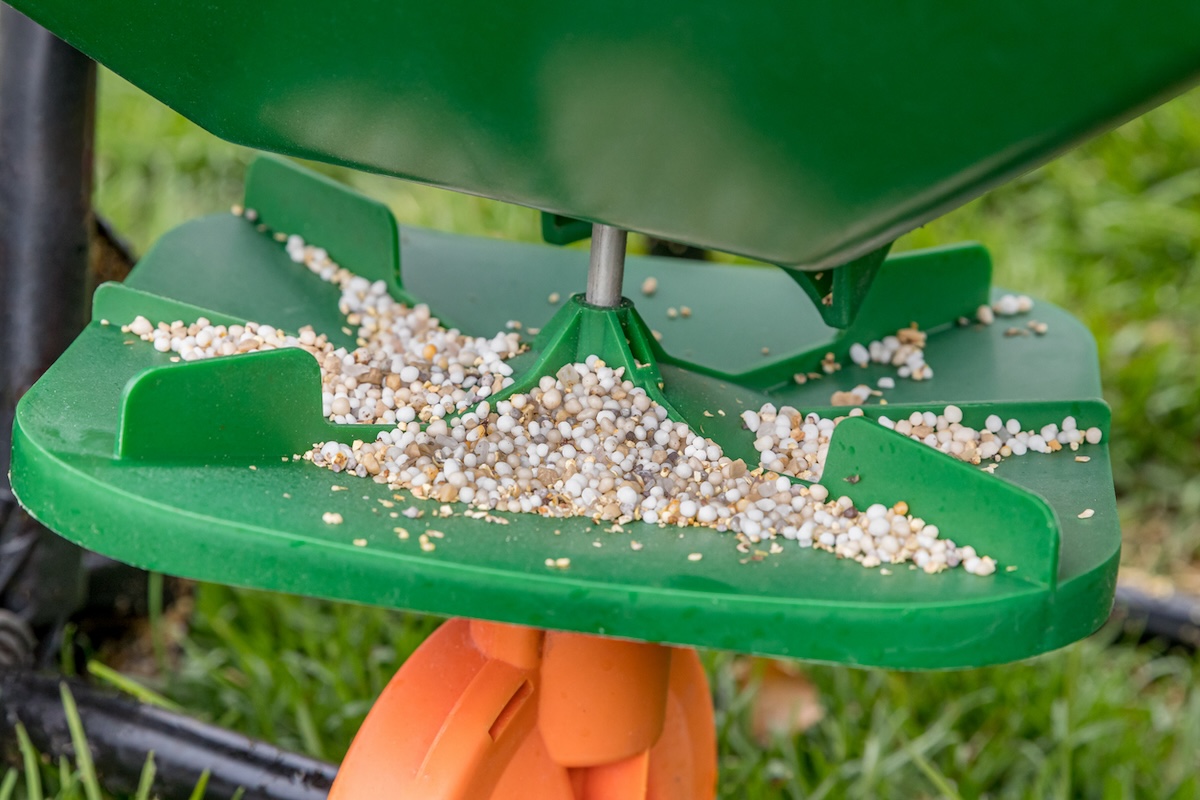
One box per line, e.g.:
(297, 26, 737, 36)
(540, 214, 593, 248)
(8, 0, 1200, 269)
(788, 243, 893, 329)
(11, 162, 1119, 668)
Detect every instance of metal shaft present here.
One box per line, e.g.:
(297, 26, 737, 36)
(585, 224, 627, 307)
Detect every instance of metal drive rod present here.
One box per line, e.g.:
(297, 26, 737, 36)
(585, 223, 627, 307)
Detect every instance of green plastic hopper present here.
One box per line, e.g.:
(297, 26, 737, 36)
(9, 0, 1200, 271)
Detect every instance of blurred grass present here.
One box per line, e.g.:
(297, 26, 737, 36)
(52, 69, 1200, 799)
(17, 586, 1200, 799)
(4, 687, 167, 800)
(153, 586, 1200, 800)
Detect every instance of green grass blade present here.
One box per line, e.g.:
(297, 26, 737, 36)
(135, 752, 157, 800)
(293, 701, 324, 760)
(148, 571, 168, 674)
(230, 787, 246, 800)
(60, 683, 103, 800)
(14, 722, 44, 800)
(58, 755, 76, 798)
(187, 768, 211, 800)
(60, 622, 78, 677)
(87, 659, 183, 712)
(0, 769, 18, 800)
(904, 740, 964, 800)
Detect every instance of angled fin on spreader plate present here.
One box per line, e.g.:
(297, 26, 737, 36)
(698, 242, 992, 391)
(246, 156, 476, 333)
(115, 344, 389, 463)
(540, 212, 593, 247)
(244, 157, 413, 306)
(822, 415, 1060, 588)
(787, 241, 893, 329)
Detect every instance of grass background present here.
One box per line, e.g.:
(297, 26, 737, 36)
(14, 69, 1200, 798)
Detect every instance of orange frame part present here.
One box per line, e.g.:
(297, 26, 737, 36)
(330, 619, 716, 800)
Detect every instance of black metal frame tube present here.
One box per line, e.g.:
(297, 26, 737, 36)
(0, 4, 95, 490)
(0, 671, 338, 800)
(1112, 583, 1200, 649)
(0, 5, 95, 641)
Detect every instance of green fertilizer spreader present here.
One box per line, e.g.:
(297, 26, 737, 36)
(7, 2, 1200, 797)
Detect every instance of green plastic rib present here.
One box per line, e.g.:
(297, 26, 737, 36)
(540, 213, 593, 247)
(244, 156, 420, 305)
(492, 295, 680, 419)
(700, 242, 993, 391)
(788, 242, 894, 329)
(822, 418, 1059, 589)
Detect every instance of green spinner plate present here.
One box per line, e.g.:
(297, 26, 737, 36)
(10, 161, 1118, 669)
